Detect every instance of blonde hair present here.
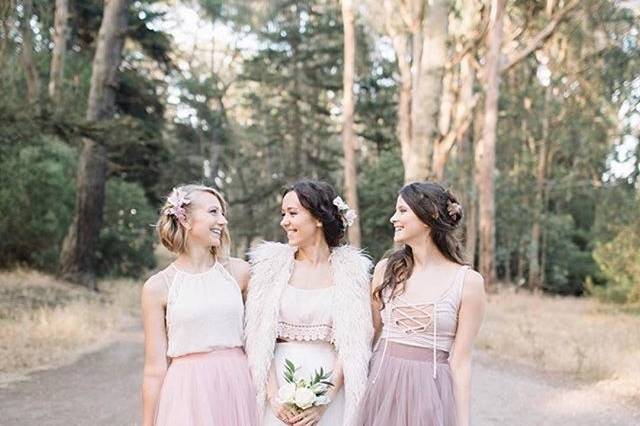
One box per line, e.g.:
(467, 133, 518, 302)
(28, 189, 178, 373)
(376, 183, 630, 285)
(156, 184, 231, 260)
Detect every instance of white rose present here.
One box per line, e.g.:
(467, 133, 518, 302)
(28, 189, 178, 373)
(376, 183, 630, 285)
(277, 383, 297, 404)
(294, 387, 316, 410)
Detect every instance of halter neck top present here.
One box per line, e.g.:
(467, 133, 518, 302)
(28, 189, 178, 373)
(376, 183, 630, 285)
(161, 262, 244, 358)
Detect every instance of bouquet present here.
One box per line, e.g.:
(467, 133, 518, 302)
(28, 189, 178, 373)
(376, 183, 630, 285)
(277, 359, 334, 411)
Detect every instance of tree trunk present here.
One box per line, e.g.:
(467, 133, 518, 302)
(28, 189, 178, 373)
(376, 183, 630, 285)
(340, 0, 361, 247)
(405, 0, 450, 182)
(391, 33, 412, 170)
(1, 8, 12, 61)
(432, 66, 455, 180)
(59, 0, 130, 289)
(20, 0, 40, 105)
(459, 54, 478, 265)
(475, 0, 505, 289)
(527, 108, 549, 291)
(49, 0, 69, 103)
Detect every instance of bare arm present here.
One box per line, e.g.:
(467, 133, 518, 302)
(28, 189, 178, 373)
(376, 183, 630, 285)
(449, 270, 486, 426)
(370, 259, 387, 345)
(226, 257, 251, 302)
(141, 276, 169, 426)
(266, 361, 298, 424)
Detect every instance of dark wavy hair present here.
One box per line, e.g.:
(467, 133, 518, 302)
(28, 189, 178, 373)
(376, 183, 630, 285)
(373, 182, 466, 309)
(283, 180, 346, 248)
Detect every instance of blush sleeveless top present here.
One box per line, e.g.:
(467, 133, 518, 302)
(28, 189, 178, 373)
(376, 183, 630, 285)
(375, 265, 469, 379)
(161, 262, 245, 358)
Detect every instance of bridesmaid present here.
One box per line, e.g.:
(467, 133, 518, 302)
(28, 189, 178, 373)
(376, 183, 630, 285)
(141, 184, 258, 426)
(357, 182, 486, 426)
(245, 179, 373, 426)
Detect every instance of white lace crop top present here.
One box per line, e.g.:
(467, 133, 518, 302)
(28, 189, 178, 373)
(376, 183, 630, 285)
(162, 262, 244, 358)
(276, 285, 335, 343)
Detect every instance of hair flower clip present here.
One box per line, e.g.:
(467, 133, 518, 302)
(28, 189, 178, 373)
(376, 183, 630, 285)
(333, 196, 358, 227)
(446, 199, 462, 219)
(166, 188, 191, 221)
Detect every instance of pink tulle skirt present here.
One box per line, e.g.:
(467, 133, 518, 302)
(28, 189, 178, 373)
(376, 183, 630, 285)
(356, 340, 457, 426)
(155, 347, 259, 426)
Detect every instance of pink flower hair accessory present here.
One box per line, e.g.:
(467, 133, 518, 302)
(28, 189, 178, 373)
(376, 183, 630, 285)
(166, 188, 191, 222)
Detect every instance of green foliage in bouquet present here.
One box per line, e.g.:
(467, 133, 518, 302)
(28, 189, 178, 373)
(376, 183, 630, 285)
(283, 359, 334, 396)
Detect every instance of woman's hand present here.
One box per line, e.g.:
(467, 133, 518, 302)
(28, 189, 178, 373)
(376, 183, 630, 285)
(269, 396, 298, 425)
(290, 405, 328, 426)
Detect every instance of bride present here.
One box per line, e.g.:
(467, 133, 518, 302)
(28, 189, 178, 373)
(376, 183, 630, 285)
(244, 179, 373, 426)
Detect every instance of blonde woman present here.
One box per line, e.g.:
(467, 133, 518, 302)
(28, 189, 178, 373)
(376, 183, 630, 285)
(141, 185, 258, 426)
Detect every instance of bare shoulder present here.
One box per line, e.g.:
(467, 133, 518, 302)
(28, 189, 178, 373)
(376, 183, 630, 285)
(371, 258, 389, 291)
(142, 272, 169, 305)
(225, 257, 251, 291)
(374, 258, 389, 276)
(462, 268, 485, 299)
(226, 257, 250, 276)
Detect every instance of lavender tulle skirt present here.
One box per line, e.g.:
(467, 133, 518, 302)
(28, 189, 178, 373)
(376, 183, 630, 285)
(356, 340, 457, 426)
(154, 347, 259, 426)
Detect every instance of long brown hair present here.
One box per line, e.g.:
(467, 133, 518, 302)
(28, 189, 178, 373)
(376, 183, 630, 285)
(373, 182, 466, 309)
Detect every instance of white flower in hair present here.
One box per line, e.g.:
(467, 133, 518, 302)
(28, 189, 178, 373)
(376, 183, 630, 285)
(333, 196, 358, 227)
(333, 196, 349, 211)
(344, 209, 358, 227)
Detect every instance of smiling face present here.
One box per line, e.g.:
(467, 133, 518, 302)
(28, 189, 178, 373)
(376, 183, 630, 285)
(389, 195, 428, 244)
(280, 191, 323, 247)
(185, 191, 228, 249)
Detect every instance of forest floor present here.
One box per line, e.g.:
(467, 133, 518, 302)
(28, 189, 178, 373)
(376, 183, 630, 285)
(0, 271, 639, 425)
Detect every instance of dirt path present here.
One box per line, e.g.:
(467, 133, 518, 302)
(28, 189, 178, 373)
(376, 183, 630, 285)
(0, 327, 143, 426)
(1, 327, 638, 426)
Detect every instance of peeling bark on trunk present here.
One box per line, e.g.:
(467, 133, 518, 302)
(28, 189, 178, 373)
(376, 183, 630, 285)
(406, 0, 450, 182)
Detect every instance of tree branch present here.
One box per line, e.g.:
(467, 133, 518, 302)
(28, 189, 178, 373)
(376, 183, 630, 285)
(500, 0, 580, 73)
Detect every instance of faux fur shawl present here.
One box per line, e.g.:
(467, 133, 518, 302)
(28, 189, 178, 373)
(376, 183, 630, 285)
(244, 241, 373, 426)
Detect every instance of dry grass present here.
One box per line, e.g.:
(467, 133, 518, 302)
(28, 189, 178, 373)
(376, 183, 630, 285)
(478, 286, 640, 402)
(0, 269, 141, 380)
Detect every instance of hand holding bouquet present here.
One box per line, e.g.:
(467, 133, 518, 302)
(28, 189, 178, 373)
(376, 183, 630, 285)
(277, 359, 334, 411)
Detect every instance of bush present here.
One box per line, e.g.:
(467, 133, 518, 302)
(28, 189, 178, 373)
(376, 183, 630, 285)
(592, 223, 640, 304)
(542, 214, 601, 296)
(0, 138, 77, 270)
(359, 148, 404, 261)
(97, 179, 157, 277)
(0, 138, 157, 277)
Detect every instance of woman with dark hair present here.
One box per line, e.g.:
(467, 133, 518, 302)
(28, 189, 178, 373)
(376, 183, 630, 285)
(357, 182, 486, 426)
(245, 179, 373, 426)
